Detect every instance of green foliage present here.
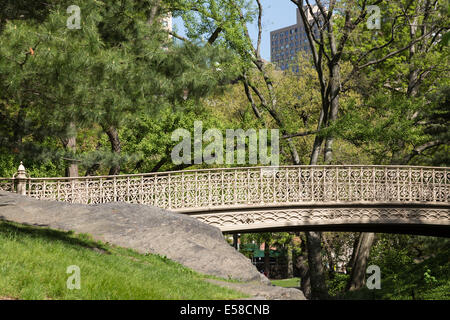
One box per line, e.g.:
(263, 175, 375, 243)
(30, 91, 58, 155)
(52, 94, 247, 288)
(337, 0, 450, 165)
(326, 273, 350, 298)
(0, 0, 238, 176)
(341, 234, 450, 300)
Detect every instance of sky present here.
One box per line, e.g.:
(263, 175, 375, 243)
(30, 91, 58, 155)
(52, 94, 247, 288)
(173, 0, 299, 61)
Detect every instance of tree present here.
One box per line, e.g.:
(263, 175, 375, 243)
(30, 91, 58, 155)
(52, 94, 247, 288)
(171, 0, 331, 299)
(0, 0, 236, 176)
(346, 232, 376, 291)
(289, 0, 448, 296)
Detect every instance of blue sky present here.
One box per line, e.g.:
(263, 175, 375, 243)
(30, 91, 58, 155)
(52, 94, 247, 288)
(173, 0, 298, 61)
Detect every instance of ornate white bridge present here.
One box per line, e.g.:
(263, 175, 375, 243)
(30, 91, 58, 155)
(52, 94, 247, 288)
(1, 165, 449, 236)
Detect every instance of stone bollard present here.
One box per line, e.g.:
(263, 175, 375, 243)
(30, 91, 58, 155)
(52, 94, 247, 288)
(13, 161, 28, 195)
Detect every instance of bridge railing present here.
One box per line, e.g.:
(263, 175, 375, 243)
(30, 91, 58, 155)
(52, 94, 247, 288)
(5, 165, 448, 210)
(0, 178, 14, 192)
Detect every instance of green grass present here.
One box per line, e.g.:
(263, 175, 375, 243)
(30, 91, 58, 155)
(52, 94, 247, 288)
(0, 220, 247, 300)
(270, 277, 300, 288)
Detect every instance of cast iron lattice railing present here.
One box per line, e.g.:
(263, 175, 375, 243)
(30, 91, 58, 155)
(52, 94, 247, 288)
(1, 165, 448, 211)
(0, 178, 14, 193)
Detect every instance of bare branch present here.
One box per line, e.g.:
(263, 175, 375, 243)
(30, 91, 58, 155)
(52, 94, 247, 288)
(403, 140, 445, 163)
(282, 130, 318, 139)
(207, 27, 222, 44)
(243, 74, 263, 120)
(255, 0, 263, 58)
(168, 31, 190, 42)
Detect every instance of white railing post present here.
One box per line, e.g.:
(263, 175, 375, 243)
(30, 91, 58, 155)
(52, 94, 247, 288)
(13, 161, 28, 196)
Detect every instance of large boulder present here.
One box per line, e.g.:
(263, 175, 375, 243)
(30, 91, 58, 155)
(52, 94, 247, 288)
(0, 191, 265, 283)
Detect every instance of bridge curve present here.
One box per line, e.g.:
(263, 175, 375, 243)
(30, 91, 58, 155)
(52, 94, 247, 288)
(1, 165, 449, 236)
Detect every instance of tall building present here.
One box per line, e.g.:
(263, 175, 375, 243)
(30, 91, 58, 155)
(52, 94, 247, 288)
(162, 12, 173, 33)
(270, 7, 320, 72)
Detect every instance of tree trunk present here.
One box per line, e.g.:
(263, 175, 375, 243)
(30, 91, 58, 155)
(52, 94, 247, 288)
(322, 234, 335, 276)
(13, 105, 26, 152)
(62, 122, 78, 177)
(295, 234, 312, 299)
(296, 255, 311, 299)
(346, 233, 360, 275)
(306, 125, 329, 299)
(324, 64, 340, 163)
(233, 233, 238, 250)
(104, 125, 121, 175)
(264, 241, 270, 278)
(310, 135, 323, 165)
(346, 232, 375, 291)
(306, 231, 329, 299)
(287, 246, 294, 278)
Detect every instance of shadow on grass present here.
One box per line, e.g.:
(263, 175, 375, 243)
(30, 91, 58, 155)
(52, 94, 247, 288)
(0, 220, 110, 254)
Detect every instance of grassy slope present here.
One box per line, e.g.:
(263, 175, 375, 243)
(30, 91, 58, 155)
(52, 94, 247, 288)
(271, 278, 300, 288)
(0, 221, 247, 300)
